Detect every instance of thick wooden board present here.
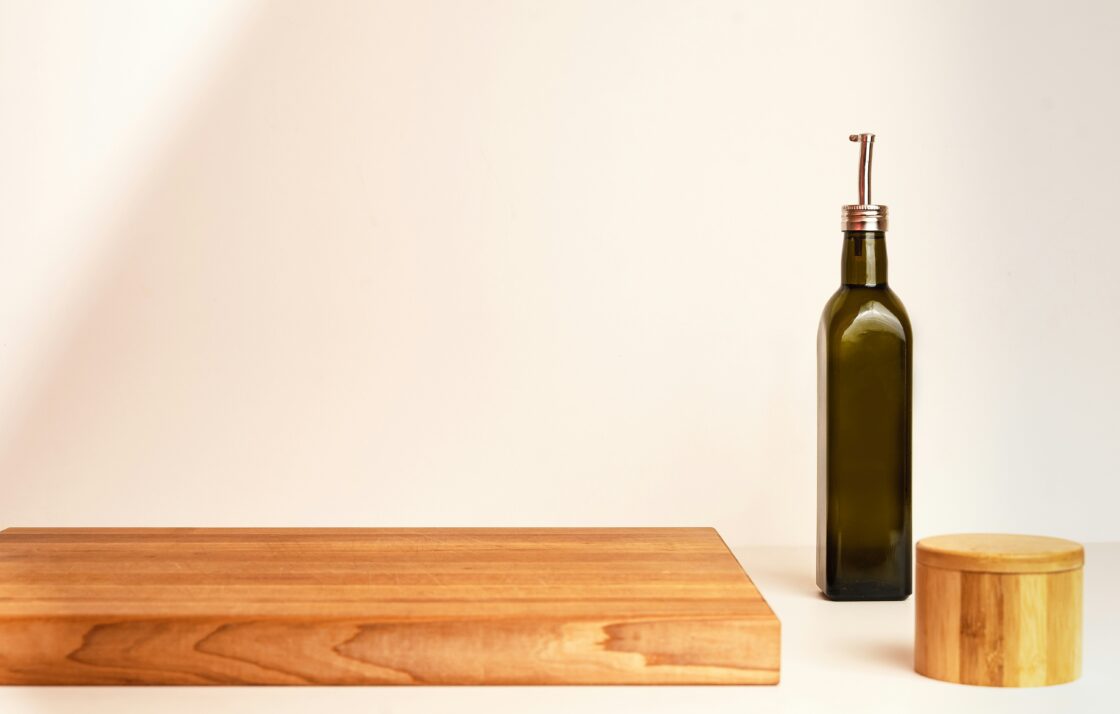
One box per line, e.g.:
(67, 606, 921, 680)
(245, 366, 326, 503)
(0, 528, 779, 685)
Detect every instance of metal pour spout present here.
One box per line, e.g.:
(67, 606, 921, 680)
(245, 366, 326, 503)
(841, 133, 888, 232)
(850, 133, 874, 205)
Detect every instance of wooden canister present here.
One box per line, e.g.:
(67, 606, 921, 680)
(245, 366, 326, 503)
(915, 534, 1083, 687)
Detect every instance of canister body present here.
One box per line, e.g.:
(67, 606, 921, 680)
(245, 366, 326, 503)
(915, 538, 1083, 687)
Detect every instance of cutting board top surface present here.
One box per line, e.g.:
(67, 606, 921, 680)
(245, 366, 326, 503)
(0, 527, 771, 618)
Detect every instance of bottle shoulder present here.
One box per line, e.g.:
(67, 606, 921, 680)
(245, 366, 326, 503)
(882, 287, 910, 323)
(819, 286, 912, 342)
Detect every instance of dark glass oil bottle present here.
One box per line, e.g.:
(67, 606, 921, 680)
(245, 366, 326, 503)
(817, 134, 912, 601)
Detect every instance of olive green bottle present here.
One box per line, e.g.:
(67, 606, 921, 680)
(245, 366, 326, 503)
(817, 133, 912, 601)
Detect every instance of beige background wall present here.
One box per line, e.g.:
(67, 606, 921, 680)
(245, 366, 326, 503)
(1, 0, 1118, 545)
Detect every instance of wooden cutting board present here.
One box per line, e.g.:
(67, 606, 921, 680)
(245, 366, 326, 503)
(0, 527, 779, 685)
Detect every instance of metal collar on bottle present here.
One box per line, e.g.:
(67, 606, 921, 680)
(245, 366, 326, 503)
(842, 133, 889, 232)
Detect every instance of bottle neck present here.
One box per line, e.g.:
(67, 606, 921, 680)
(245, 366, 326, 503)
(841, 231, 888, 287)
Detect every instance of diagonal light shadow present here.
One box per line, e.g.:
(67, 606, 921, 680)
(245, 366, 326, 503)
(0, 1, 505, 527)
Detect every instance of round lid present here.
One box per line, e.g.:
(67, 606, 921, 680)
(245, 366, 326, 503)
(917, 533, 1084, 574)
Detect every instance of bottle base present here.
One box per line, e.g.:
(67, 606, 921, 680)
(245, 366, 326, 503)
(819, 583, 911, 602)
(821, 592, 911, 602)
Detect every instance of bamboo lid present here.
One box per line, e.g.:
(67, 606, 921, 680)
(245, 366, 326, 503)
(917, 533, 1083, 574)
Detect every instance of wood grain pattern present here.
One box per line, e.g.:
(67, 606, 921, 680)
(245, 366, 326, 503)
(913, 561, 959, 680)
(914, 534, 1082, 687)
(0, 528, 779, 685)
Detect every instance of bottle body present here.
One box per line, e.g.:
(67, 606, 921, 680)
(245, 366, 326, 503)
(817, 231, 912, 600)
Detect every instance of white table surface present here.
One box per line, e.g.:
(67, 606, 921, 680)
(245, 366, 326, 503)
(2, 543, 1114, 713)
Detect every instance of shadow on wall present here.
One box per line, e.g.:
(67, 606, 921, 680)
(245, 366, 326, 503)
(1, 2, 535, 524)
